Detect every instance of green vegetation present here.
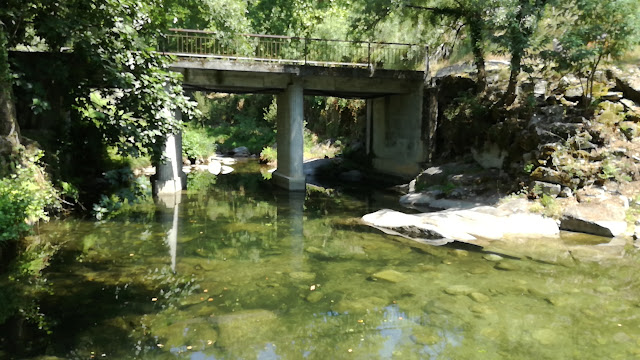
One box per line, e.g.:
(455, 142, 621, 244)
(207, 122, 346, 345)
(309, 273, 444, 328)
(0, 150, 59, 244)
(182, 123, 218, 163)
(186, 92, 361, 163)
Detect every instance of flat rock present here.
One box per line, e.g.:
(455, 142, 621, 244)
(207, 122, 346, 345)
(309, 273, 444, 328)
(614, 71, 640, 103)
(332, 296, 388, 314)
(469, 292, 490, 303)
(532, 181, 561, 197)
(363, 207, 559, 245)
(208, 161, 222, 175)
(213, 309, 277, 349)
(289, 271, 316, 282)
(561, 202, 627, 237)
(444, 285, 475, 296)
(371, 269, 407, 283)
(411, 327, 440, 345)
(494, 261, 520, 271)
(483, 254, 503, 262)
(530, 166, 572, 186)
(306, 291, 324, 303)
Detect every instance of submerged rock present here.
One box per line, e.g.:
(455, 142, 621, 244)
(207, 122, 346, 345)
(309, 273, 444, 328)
(332, 296, 388, 314)
(289, 271, 316, 282)
(411, 327, 440, 345)
(494, 261, 520, 271)
(306, 290, 324, 303)
(213, 309, 278, 349)
(532, 328, 558, 345)
(469, 292, 490, 303)
(482, 254, 503, 262)
(444, 285, 475, 296)
(370, 269, 407, 283)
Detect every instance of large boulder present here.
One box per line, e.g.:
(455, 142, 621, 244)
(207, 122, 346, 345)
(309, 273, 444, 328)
(362, 205, 559, 246)
(613, 68, 640, 104)
(560, 197, 628, 237)
(413, 162, 478, 191)
(230, 146, 250, 157)
(471, 142, 507, 169)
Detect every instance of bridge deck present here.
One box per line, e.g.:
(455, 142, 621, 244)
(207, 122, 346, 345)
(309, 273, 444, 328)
(171, 54, 427, 98)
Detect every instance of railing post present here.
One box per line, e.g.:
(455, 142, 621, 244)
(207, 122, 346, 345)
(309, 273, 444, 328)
(304, 38, 308, 65)
(367, 42, 371, 69)
(424, 45, 430, 84)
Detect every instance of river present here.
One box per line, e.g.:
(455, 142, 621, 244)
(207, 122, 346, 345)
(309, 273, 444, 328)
(1, 161, 639, 359)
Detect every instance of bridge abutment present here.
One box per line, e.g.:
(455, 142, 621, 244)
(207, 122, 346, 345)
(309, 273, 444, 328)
(273, 80, 306, 191)
(370, 84, 426, 178)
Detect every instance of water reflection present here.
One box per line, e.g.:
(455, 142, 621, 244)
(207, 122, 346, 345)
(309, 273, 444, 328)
(3, 165, 640, 359)
(276, 191, 305, 271)
(158, 193, 181, 273)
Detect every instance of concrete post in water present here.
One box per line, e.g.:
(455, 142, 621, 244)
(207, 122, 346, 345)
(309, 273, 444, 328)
(152, 109, 187, 196)
(273, 80, 306, 191)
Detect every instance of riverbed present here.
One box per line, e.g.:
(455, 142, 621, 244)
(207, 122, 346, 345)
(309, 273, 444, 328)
(2, 161, 640, 359)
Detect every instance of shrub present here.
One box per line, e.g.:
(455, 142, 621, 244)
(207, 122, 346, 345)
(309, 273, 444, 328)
(182, 124, 218, 162)
(260, 146, 277, 164)
(0, 151, 60, 243)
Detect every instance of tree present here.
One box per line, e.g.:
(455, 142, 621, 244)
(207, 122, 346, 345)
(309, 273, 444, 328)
(149, 0, 251, 34)
(247, 0, 335, 37)
(495, 0, 551, 106)
(353, 0, 494, 92)
(542, 0, 640, 103)
(1, 0, 198, 163)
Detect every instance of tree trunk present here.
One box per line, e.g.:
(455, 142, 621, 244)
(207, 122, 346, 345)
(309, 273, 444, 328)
(0, 28, 22, 159)
(502, 51, 522, 106)
(502, 1, 527, 107)
(468, 17, 487, 93)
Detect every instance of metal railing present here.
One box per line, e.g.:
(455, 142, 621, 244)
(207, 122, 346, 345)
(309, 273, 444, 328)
(161, 29, 428, 71)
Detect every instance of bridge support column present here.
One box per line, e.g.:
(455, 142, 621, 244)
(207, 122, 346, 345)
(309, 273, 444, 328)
(273, 81, 306, 191)
(370, 84, 426, 178)
(152, 110, 187, 196)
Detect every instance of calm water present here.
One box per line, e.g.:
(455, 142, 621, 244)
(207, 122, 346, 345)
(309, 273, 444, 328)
(2, 162, 640, 359)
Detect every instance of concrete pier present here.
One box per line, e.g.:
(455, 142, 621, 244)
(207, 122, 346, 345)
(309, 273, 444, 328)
(273, 81, 306, 191)
(152, 110, 187, 195)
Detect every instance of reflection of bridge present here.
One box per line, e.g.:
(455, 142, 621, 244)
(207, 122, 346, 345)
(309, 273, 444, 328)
(154, 29, 436, 193)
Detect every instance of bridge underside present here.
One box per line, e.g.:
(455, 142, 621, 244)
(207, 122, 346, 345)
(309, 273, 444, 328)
(155, 58, 429, 193)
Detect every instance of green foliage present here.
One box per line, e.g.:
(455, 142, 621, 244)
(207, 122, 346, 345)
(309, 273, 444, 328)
(539, 194, 562, 218)
(4, 0, 199, 163)
(150, 0, 251, 34)
(0, 151, 60, 243)
(599, 160, 621, 181)
(186, 171, 217, 192)
(92, 169, 152, 220)
(182, 123, 218, 161)
(523, 163, 535, 174)
(191, 93, 276, 154)
(541, 0, 640, 102)
(248, 0, 334, 37)
(260, 146, 277, 164)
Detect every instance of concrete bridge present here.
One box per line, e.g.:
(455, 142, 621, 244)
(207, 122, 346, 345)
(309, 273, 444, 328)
(155, 29, 435, 193)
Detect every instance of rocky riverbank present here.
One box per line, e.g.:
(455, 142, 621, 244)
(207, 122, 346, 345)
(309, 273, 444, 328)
(362, 61, 640, 259)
